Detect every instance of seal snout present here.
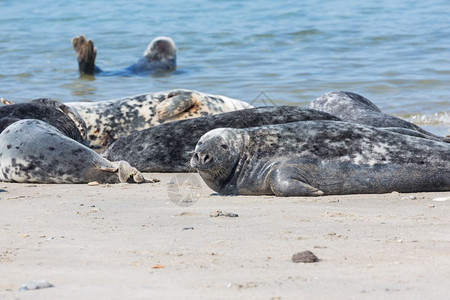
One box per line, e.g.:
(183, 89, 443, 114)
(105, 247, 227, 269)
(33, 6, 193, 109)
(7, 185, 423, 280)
(191, 150, 213, 169)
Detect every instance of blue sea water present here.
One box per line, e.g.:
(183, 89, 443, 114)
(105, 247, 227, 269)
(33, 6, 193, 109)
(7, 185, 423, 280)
(0, 0, 449, 135)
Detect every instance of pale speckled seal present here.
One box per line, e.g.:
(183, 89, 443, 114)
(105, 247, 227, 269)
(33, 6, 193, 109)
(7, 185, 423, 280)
(309, 91, 448, 142)
(72, 35, 177, 76)
(102, 106, 341, 172)
(66, 89, 253, 148)
(0, 99, 87, 145)
(0, 119, 143, 184)
(191, 121, 450, 196)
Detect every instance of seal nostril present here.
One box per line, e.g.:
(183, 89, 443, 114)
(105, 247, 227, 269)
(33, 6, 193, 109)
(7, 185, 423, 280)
(204, 154, 210, 163)
(194, 153, 199, 161)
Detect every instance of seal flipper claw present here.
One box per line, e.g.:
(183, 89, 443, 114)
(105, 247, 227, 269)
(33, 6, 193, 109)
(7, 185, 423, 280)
(156, 90, 198, 120)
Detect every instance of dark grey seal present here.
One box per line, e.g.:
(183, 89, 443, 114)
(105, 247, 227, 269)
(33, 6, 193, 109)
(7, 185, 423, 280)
(0, 119, 143, 184)
(309, 91, 448, 142)
(191, 121, 450, 196)
(103, 106, 341, 172)
(72, 35, 177, 76)
(0, 99, 87, 145)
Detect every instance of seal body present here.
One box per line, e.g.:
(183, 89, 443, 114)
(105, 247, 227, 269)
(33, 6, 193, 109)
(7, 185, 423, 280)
(103, 106, 341, 172)
(309, 91, 447, 142)
(0, 99, 87, 144)
(191, 121, 450, 196)
(0, 120, 143, 184)
(72, 35, 177, 76)
(66, 89, 253, 148)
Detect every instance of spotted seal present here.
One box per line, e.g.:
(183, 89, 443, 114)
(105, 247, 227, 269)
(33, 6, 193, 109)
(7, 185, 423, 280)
(0, 99, 87, 145)
(66, 89, 253, 148)
(72, 35, 177, 76)
(309, 91, 448, 142)
(0, 119, 143, 184)
(102, 106, 341, 172)
(191, 121, 450, 196)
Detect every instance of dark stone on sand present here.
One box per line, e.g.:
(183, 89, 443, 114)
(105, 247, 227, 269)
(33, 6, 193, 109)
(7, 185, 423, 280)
(292, 250, 319, 263)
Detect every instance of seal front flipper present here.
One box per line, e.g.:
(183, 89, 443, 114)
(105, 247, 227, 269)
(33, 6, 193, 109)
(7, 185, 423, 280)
(1, 97, 14, 105)
(269, 167, 324, 197)
(93, 160, 144, 183)
(115, 161, 144, 183)
(156, 90, 199, 120)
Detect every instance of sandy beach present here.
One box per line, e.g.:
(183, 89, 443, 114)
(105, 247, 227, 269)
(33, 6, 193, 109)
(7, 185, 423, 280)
(0, 172, 449, 299)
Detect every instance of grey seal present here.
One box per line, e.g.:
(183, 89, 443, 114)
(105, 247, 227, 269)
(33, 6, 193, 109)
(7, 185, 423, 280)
(103, 106, 341, 172)
(66, 89, 252, 148)
(191, 121, 450, 196)
(0, 99, 87, 144)
(0, 119, 143, 184)
(309, 91, 448, 142)
(72, 35, 177, 76)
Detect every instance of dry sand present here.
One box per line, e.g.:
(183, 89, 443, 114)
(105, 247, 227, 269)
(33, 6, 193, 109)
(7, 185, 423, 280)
(0, 173, 449, 299)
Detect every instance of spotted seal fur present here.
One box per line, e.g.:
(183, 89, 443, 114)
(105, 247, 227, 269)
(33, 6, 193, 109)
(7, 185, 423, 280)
(0, 119, 143, 184)
(72, 35, 177, 76)
(102, 106, 341, 172)
(191, 121, 450, 196)
(309, 91, 448, 142)
(66, 89, 253, 148)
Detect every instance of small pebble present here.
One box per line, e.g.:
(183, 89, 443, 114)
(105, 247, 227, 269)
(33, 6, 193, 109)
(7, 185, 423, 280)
(292, 250, 319, 263)
(151, 264, 165, 269)
(19, 280, 54, 291)
(432, 196, 450, 202)
(182, 227, 194, 231)
(210, 210, 239, 218)
(87, 181, 99, 186)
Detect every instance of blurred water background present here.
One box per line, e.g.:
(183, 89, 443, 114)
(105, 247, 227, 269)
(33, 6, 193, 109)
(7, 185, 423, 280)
(0, 0, 449, 135)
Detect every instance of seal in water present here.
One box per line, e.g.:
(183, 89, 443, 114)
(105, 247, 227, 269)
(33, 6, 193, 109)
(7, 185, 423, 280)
(72, 35, 177, 76)
(309, 91, 448, 142)
(0, 99, 87, 145)
(191, 121, 450, 196)
(65, 89, 253, 148)
(0, 119, 143, 184)
(102, 106, 341, 172)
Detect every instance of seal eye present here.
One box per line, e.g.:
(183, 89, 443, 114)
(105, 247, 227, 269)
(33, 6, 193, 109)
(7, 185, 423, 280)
(221, 144, 228, 150)
(198, 142, 203, 146)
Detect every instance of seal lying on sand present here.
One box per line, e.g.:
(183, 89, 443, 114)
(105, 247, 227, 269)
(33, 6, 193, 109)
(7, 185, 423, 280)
(0, 119, 143, 184)
(0, 99, 87, 145)
(309, 91, 448, 142)
(66, 89, 253, 148)
(102, 106, 341, 172)
(72, 35, 177, 76)
(191, 121, 450, 196)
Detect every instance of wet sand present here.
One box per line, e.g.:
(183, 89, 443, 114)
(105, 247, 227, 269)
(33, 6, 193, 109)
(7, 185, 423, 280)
(0, 173, 449, 299)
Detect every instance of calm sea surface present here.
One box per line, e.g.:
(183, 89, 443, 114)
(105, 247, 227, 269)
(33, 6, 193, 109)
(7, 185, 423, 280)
(1, 0, 449, 135)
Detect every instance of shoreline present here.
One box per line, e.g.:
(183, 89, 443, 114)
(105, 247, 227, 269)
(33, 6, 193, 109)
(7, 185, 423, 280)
(1, 173, 449, 299)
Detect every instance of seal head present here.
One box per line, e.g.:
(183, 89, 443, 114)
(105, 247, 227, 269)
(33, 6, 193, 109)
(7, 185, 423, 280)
(191, 128, 243, 192)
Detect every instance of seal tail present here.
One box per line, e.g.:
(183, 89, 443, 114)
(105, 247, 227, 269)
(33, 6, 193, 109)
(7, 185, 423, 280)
(72, 35, 98, 75)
